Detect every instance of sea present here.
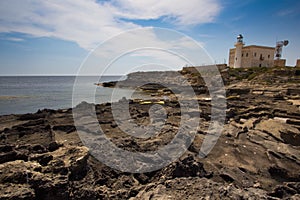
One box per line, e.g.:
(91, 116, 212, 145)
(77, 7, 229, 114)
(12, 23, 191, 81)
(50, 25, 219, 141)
(0, 76, 139, 115)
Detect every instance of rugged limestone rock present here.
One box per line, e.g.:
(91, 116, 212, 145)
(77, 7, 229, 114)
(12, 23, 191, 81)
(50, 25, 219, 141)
(0, 66, 300, 199)
(0, 139, 89, 199)
(131, 177, 273, 200)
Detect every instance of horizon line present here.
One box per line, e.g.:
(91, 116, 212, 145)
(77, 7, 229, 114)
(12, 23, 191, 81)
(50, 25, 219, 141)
(0, 74, 126, 77)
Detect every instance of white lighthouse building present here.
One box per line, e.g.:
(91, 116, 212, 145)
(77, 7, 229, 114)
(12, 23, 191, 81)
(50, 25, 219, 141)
(233, 34, 244, 68)
(229, 34, 277, 68)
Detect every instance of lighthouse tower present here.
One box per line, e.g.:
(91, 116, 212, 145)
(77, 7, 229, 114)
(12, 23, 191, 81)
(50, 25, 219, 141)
(234, 34, 244, 68)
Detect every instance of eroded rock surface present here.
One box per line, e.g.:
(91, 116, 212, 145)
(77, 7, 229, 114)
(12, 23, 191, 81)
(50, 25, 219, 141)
(0, 66, 299, 199)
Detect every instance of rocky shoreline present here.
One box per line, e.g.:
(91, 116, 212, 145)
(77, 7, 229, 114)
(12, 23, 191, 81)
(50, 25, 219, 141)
(0, 66, 300, 199)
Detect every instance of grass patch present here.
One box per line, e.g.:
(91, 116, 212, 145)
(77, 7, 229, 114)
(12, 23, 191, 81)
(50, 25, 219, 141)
(228, 67, 270, 80)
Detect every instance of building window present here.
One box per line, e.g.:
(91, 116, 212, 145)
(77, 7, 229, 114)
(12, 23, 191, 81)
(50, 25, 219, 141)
(246, 53, 248, 57)
(268, 55, 270, 59)
(254, 53, 257, 57)
(242, 53, 244, 57)
(260, 54, 264, 61)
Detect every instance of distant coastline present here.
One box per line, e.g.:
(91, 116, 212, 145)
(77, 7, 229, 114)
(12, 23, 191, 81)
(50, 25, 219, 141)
(0, 75, 131, 115)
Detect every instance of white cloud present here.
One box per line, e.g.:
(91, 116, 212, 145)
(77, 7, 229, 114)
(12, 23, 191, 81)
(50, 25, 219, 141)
(0, 0, 221, 50)
(5, 37, 24, 42)
(111, 0, 221, 25)
(277, 9, 295, 17)
(0, 0, 138, 49)
(78, 27, 213, 75)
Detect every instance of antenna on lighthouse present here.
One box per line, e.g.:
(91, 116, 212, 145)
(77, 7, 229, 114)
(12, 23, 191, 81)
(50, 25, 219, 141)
(237, 34, 244, 43)
(275, 40, 289, 60)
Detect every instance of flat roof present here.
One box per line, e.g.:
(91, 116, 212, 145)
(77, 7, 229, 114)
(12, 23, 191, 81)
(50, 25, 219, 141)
(243, 45, 275, 50)
(230, 45, 275, 50)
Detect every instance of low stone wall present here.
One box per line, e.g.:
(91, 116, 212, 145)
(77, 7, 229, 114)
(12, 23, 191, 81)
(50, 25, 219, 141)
(274, 59, 286, 67)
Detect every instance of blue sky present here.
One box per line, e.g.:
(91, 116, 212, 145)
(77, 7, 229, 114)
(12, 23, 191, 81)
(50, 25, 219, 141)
(0, 0, 299, 75)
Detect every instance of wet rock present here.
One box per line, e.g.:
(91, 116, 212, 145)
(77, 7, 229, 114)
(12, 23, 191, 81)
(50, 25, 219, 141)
(269, 182, 300, 199)
(0, 151, 18, 164)
(0, 146, 30, 164)
(18, 113, 46, 121)
(101, 81, 117, 87)
(29, 154, 53, 166)
(47, 141, 62, 152)
(157, 153, 208, 179)
(220, 173, 235, 183)
(0, 144, 13, 152)
(280, 129, 300, 146)
(111, 122, 118, 128)
(268, 165, 299, 182)
(31, 144, 47, 153)
(287, 88, 300, 95)
(53, 125, 76, 133)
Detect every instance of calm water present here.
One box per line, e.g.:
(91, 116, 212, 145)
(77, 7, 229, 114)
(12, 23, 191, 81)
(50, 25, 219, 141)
(0, 76, 136, 115)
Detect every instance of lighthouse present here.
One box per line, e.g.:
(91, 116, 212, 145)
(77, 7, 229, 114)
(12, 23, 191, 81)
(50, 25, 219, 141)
(229, 34, 276, 68)
(233, 34, 244, 68)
